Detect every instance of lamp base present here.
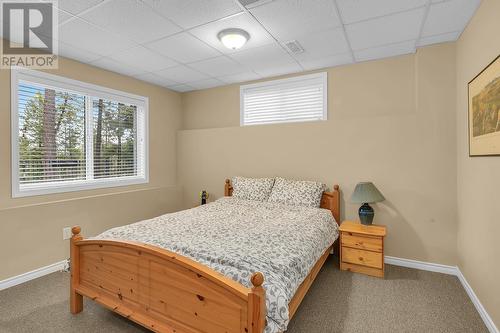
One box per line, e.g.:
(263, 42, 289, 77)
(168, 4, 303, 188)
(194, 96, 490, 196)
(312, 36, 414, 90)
(359, 203, 374, 225)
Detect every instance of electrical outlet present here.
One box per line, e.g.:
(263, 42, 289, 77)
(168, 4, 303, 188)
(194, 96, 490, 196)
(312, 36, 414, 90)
(63, 259, 70, 272)
(62, 227, 72, 240)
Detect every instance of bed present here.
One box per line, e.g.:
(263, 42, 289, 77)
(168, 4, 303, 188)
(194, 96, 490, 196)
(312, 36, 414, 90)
(69, 179, 340, 333)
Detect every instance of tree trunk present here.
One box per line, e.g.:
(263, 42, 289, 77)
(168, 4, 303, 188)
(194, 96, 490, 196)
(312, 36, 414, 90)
(55, 96, 68, 133)
(43, 89, 56, 178)
(94, 99, 104, 176)
(117, 135, 122, 173)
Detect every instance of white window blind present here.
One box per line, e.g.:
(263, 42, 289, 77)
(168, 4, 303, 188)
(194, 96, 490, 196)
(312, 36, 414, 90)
(18, 83, 87, 185)
(92, 98, 142, 179)
(12, 68, 148, 197)
(240, 72, 327, 126)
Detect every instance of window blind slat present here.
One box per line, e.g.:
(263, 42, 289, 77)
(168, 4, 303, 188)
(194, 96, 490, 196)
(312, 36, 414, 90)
(244, 87, 323, 98)
(241, 73, 327, 126)
(244, 101, 324, 114)
(244, 107, 324, 118)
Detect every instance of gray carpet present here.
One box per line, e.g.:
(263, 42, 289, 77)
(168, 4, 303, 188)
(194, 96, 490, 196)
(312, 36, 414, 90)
(0, 256, 487, 333)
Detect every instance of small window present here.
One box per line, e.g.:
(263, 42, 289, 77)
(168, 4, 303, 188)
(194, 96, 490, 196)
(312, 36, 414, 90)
(11, 68, 148, 197)
(240, 72, 327, 126)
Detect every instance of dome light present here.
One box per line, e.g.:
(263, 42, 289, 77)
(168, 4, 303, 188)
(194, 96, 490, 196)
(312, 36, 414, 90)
(217, 28, 250, 50)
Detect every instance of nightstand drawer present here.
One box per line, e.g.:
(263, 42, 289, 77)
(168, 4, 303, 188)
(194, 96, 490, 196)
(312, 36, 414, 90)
(342, 232, 382, 252)
(340, 262, 384, 278)
(342, 247, 383, 269)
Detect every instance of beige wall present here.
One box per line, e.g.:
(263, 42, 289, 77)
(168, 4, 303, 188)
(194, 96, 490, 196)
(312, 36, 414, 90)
(0, 5, 497, 327)
(456, 0, 500, 327)
(179, 43, 458, 265)
(0, 54, 183, 280)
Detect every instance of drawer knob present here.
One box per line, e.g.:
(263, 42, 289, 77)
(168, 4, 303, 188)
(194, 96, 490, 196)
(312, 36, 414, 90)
(359, 257, 364, 261)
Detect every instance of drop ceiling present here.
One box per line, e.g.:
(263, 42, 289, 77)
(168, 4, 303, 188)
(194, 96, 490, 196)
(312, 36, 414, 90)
(1, 0, 481, 92)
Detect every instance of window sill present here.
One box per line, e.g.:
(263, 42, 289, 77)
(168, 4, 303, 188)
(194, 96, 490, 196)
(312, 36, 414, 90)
(13, 176, 149, 198)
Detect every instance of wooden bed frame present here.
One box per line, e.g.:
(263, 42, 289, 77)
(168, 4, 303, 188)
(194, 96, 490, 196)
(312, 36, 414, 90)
(70, 180, 340, 333)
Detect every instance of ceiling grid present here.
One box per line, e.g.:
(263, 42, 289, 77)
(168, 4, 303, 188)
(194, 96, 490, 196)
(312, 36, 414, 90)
(1, 0, 481, 92)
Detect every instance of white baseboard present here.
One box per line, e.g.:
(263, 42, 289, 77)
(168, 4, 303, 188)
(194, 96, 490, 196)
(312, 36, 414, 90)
(386, 255, 498, 333)
(456, 269, 499, 333)
(385, 255, 458, 275)
(0, 260, 68, 291)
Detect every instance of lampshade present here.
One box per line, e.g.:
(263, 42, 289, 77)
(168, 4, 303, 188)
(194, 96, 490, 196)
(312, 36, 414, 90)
(350, 182, 385, 204)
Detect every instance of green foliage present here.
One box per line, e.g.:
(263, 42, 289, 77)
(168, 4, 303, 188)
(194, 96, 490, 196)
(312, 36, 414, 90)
(93, 99, 137, 178)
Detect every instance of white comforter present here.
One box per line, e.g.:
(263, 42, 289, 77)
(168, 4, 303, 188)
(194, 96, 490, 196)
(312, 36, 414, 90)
(96, 197, 339, 333)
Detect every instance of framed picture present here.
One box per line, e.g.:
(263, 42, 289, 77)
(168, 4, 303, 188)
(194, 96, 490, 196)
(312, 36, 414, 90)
(468, 55, 500, 156)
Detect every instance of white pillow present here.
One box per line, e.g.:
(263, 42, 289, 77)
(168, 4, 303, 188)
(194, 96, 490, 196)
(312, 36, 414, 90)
(231, 176, 275, 202)
(268, 177, 325, 208)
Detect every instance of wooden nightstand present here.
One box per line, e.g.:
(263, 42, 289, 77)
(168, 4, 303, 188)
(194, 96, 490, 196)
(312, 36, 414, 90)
(339, 221, 387, 278)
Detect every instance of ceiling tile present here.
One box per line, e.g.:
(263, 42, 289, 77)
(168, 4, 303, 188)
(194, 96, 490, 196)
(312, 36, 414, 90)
(299, 53, 353, 71)
(354, 40, 416, 62)
(431, 0, 460, 3)
(167, 84, 195, 92)
(337, 0, 428, 24)
(155, 65, 209, 83)
(218, 71, 261, 84)
(57, 0, 104, 15)
(0, 3, 72, 37)
(189, 13, 274, 54)
(188, 78, 225, 90)
(134, 72, 179, 87)
(57, 9, 74, 24)
(346, 8, 425, 50)
(58, 41, 102, 63)
(59, 17, 135, 56)
(145, 32, 221, 64)
(107, 46, 178, 72)
(229, 43, 301, 77)
(144, 0, 242, 29)
(417, 31, 460, 47)
(250, 0, 341, 41)
(254, 63, 302, 78)
(189, 56, 248, 77)
(80, 0, 181, 44)
(422, 0, 481, 37)
(2, 0, 101, 25)
(91, 57, 146, 76)
(290, 27, 350, 62)
(240, 0, 275, 9)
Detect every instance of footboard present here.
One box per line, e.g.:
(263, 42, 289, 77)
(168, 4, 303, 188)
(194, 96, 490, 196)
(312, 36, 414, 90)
(70, 226, 266, 333)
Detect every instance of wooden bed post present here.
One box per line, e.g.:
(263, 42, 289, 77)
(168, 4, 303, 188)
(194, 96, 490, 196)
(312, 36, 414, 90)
(224, 178, 233, 196)
(332, 184, 340, 223)
(70, 226, 83, 314)
(249, 272, 266, 333)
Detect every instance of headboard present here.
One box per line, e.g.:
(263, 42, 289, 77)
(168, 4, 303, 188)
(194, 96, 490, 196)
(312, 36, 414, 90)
(224, 179, 341, 225)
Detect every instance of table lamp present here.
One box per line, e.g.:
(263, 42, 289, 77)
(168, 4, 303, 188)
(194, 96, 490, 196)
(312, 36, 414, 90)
(350, 182, 385, 225)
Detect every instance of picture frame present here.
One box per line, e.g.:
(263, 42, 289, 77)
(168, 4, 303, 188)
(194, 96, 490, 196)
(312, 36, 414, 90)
(468, 54, 500, 157)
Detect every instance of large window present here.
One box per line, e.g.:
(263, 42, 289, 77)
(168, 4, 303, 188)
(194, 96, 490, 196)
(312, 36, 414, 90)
(11, 68, 148, 197)
(240, 72, 327, 126)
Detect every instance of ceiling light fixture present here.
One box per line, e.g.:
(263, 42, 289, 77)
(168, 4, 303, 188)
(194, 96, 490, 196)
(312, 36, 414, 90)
(217, 28, 250, 50)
